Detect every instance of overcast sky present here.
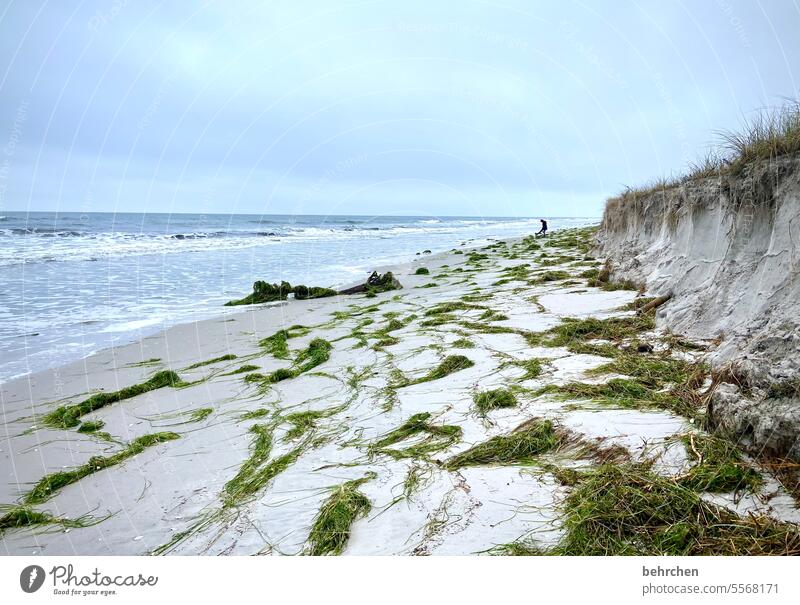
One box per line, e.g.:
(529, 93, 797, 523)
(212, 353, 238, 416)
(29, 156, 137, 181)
(0, 0, 798, 217)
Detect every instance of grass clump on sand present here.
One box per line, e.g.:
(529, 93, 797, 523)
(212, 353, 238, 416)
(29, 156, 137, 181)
(239, 408, 271, 420)
(478, 309, 509, 322)
(406, 355, 474, 386)
(284, 410, 327, 440)
(535, 373, 705, 420)
(222, 425, 306, 508)
(294, 338, 333, 373)
(77, 420, 105, 434)
(371, 413, 462, 460)
(258, 325, 309, 359)
(414, 267, 430, 275)
(184, 354, 236, 370)
(537, 463, 800, 555)
(452, 337, 475, 348)
(43, 370, 184, 429)
(529, 270, 571, 284)
(587, 354, 700, 388)
(24, 432, 180, 504)
(222, 364, 260, 376)
(307, 474, 375, 556)
(225, 280, 292, 306)
(283, 406, 345, 441)
(445, 420, 560, 469)
(679, 434, 762, 493)
(188, 408, 213, 423)
(292, 285, 337, 300)
(543, 314, 655, 347)
(513, 358, 545, 380)
(424, 301, 484, 316)
(473, 389, 517, 416)
(265, 338, 333, 383)
(0, 506, 94, 535)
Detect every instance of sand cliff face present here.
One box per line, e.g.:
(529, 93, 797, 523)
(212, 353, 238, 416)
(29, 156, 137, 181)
(596, 156, 800, 460)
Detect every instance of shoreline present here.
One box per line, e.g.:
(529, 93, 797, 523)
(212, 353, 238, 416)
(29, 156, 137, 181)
(0, 236, 496, 387)
(1, 226, 569, 387)
(2, 226, 799, 556)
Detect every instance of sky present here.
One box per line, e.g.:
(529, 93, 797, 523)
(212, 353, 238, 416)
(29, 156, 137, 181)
(0, 1, 798, 218)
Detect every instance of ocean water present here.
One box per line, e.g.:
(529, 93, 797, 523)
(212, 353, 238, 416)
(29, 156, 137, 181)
(0, 212, 597, 382)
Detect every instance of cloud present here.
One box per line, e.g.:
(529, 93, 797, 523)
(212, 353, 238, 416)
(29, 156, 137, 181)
(1, 0, 798, 215)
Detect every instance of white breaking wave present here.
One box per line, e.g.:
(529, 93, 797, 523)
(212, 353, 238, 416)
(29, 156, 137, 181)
(0, 218, 551, 266)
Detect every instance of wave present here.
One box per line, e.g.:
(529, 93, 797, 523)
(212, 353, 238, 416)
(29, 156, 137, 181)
(0, 217, 594, 266)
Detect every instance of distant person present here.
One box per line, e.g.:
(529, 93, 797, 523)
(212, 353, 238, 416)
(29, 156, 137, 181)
(536, 218, 548, 237)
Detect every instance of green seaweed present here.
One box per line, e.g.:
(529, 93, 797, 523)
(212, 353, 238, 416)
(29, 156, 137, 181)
(445, 420, 559, 469)
(371, 413, 462, 459)
(184, 354, 236, 370)
(473, 389, 517, 415)
(43, 371, 184, 429)
(24, 432, 180, 504)
(537, 463, 800, 555)
(679, 434, 762, 493)
(307, 474, 375, 555)
(406, 355, 474, 386)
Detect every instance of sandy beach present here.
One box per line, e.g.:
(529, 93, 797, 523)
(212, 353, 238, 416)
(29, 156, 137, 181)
(2, 226, 799, 556)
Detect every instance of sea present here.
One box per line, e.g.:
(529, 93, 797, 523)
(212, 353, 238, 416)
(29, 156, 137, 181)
(0, 212, 598, 383)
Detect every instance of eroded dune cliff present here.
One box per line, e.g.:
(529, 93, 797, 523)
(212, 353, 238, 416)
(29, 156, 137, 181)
(596, 156, 800, 460)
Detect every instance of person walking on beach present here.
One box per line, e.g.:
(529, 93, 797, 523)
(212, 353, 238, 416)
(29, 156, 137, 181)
(536, 218, 548, 237)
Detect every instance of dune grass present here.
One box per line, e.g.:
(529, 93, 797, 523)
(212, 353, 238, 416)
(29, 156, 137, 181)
(611, 101, 800, 202)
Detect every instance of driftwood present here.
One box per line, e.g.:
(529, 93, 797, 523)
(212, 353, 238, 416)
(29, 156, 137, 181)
(636, 293, 673, 315)
(225, 271, 403, 306)
(338, 271, 402, 295)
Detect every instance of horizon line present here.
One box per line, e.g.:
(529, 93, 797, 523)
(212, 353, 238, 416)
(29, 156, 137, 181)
(2, 210, 601, 219)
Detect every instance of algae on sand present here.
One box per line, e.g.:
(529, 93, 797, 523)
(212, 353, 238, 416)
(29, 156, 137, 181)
(679, 433, 762, 493)
(539, 463, 800, 555)
(473, 389, 517, 416)
(370, 412, 462, 460)
(0, 506, 97, 535)
(262, 338, 334, 384)
(444, 420, 560, 469)
(221, 425, 307, 508)
(405, 355, 474, 386)
(307, 474, 375, 555)
(24, 432, 180, 504)
(43, 370, 184, 429)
